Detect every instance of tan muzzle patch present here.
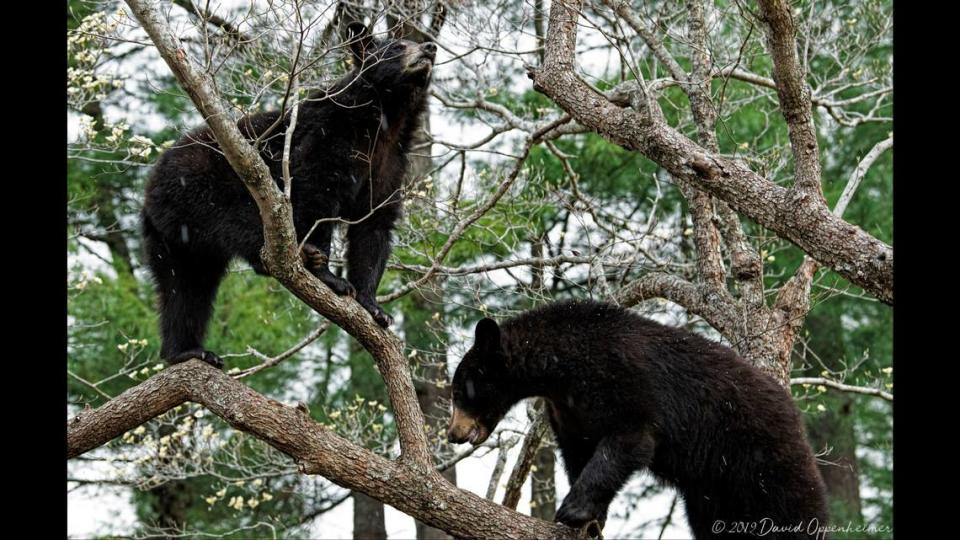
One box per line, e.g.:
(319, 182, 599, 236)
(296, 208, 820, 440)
(402, 43, 436, 74)
(447, 406, 489, 445)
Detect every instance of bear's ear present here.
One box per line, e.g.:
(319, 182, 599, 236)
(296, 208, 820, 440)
(346, 22, 373, 63)
(474, 318, 503, 354)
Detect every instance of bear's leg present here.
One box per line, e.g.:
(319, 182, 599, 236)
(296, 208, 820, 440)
(555, 432, 598, 485)
(145, 231, 228, 369)
(554, 430, 655, 529)
(345, 221, 393, 327)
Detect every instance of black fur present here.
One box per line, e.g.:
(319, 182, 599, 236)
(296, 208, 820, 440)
(142, 23, 435, 367)
(449, 300, 828, 539)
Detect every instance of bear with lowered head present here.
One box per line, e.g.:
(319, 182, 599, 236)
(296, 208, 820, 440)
(142, 23, 435, 368)
(447, 300, 828, 539)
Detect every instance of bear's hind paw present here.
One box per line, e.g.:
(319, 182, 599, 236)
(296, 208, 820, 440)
(167, 349, 224, 369)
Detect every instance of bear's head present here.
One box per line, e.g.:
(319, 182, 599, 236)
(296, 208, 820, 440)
(447, 318, 513, 446)
(345, 22, 437, 90)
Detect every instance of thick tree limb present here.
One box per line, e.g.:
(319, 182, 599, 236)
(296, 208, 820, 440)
(615, 272, 738, 338)
(681, 0, 732, 302)
(529, 0, 893, 305)
(756, 0, 823, 197)
(66, 361, 583, 539)
(771, 135, 892, 372)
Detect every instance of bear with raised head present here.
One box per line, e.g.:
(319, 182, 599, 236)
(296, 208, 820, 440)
(142, 23, 435, 367)
(447, 299, 828, 539)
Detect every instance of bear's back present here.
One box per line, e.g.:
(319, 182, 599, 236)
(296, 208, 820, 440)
(501, 299, 737, 371)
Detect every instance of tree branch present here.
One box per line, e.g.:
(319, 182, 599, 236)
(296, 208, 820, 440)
(680, 0, 731, 301)
(791, 377, 893, 402)
(615, 272, 737, 338)
(528, 0, 893, 305)
(756, 0, 822, 197)
(66, 361, 585, 539)
(602, 0, 686, 82)
(834, 135, 893, 219)
(172, 0, 251, 43)
(501, 402, 550, 511)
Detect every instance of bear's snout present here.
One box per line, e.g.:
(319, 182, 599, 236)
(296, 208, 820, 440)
(421, 42, 437, 60)
(402, 42, 437, 74)
(447, 406, 488, 445)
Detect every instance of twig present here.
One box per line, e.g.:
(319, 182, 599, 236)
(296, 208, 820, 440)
(790, 377, 892, 402)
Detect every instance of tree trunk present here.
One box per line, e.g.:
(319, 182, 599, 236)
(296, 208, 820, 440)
(803, 310, 863, 525)
(807, 397, 862, 524)
(353, 491, 388, 540)
(530, 434, 557, 520)
(349, 339, 389, 538)
(409, 281, 456, 540)
(144, 481, 189, 540)
(143, 424, 190, 539)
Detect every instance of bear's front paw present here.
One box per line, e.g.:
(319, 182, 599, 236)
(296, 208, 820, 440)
(555, 497, 607, 530)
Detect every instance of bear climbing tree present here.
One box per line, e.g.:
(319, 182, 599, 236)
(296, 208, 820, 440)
(142, 22, 436, 367)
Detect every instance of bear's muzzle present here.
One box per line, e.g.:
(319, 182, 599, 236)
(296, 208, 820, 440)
(447, 406, 490, 445)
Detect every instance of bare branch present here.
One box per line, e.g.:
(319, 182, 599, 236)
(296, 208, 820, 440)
(791, 377, 893, 402)
(834, 135, 893, 219)
(603, 0, 686, 82)
(485, 436, 520, 500)
(235, 323, 331, 379)
(172, 0, 251, 43)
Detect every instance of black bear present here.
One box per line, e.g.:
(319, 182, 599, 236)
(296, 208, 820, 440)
(447, 300, 828, 539)
(142, 23, 435, 367)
